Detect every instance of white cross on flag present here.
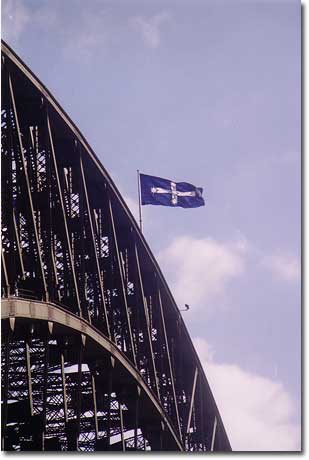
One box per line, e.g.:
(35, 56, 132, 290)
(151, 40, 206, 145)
(140, 173, 205, 208)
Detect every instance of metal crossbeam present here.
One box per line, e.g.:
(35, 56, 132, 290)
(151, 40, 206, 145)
(80, 157, 111, 338)
(9, 75, 48, 299)
(108, 199, 137, 366)
(134, 244, 160, 400)
(47, 114, 82, 317)
(158, 289, 182, 439)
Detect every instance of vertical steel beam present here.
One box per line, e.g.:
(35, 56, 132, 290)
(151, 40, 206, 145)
(198, 377, 206, 451)
(158, 289, 182, 439)
(106, 369, 112, 448)
(76, 341, 83, 449)
(186, 367, 198, 435)
(1, 329, 11, 450)
(80, 157, 111, 338)
(108, 199, 136, 366)
(74, 149, 87, 321)
(9, 75, 48, 299)
(134, 394, 139, 450)
(91, 374, 99, 440)
(50, 246, 60, 298)
(119, 403, 125, 452)
(134, 244, 160, 400)
(1, 250, 10, 296)
(47, 114, 82, 316)
(60, 352, 68, 424)
(210, 416, 217, 451)
(12, 209, 25, 280)
(160, 421, 165, 450)
(44, 118, 60, 303)
(42, 335, 50, 451)
(25, 339, 34, 416)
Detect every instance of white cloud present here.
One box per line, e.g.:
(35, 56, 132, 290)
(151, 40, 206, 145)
(2, 0, 111, 59)
(260, 253, 300, 283)
(194, 337, 301, 451)
(157, 235, 248, 310)
(62, 8, 112, 61)
(157, 234, 300, 314)
(130, 12, 170, 49)
(2, 0, 59, 44)
(2, 2, 170, 57)
(2, 0, 30, 43)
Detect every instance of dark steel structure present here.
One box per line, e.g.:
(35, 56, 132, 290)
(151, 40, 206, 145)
(1, 41, 231, 452)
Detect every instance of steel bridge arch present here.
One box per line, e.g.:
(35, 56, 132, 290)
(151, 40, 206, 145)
(1, 41, 231, 452)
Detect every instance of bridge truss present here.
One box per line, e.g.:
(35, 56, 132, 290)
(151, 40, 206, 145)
(1, 41, 231, 452)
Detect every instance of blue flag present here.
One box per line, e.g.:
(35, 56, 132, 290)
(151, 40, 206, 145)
(140, 173, 205, 208)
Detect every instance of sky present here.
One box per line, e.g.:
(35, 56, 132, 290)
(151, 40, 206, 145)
(2, 0, 301, 452)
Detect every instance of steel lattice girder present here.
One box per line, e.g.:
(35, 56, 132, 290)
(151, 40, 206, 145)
(1, 40, 231, 452)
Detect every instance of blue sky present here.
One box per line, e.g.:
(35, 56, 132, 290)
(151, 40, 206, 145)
(2, 0, 301, 451)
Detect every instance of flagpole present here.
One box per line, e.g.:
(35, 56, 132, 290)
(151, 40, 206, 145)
(137, 170, 143, 233)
